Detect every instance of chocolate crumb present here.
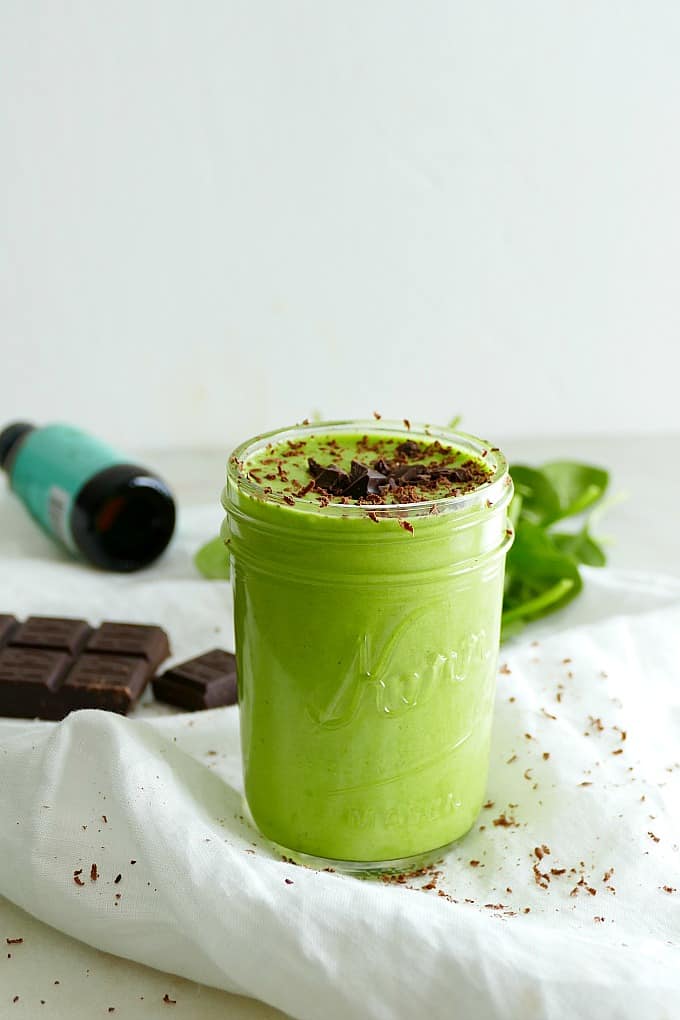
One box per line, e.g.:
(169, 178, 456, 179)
(398, 520, 414, 535)
(114, 874, 122, 884)
(284, 878, 294, 885)
(482, 800, 494, 809)
(403, 419, 411, 430)
(163, 994, 177, 1005)
(662, 886, 676, 894)
(90, 864, 98, 882)
(493, 812, 519, 828)
(73, 875, 84, 886)
(499, 663, 511, 675)
(372, 411, 382, 420)
(6, 938, 22, 945)
(469, 860, 480, 867)
(648, 832, 660, 843)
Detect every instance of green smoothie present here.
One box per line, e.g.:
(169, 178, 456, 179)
(223, 420, 513, 866)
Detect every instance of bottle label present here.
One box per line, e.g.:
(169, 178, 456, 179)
(9, 424, 124, 553)
(47, 485, 76, 552)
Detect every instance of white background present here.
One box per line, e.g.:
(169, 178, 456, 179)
(2, 1, 679, 451)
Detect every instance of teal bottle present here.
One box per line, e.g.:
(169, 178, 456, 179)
(0, 422, 176, 572)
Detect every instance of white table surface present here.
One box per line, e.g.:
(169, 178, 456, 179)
(1, 434, 678, 1019)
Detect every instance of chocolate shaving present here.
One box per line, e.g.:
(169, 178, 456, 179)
(307, 444, 487, 505)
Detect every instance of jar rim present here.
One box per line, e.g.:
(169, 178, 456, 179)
(226, 419, 511, 519)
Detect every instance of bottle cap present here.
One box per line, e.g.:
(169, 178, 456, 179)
(0, 423, 35, 471)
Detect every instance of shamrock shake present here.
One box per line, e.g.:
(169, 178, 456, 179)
(222, 420, 513, 867)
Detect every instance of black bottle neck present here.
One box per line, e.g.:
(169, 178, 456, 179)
(0, 423, 36, 472)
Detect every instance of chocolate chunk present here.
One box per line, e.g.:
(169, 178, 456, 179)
(61, 654, 151, 714)
(0, 615, 18, 648)
(343, 462, 369, 498)
(10, 616, 92, 655)
(87, 623, 170, 669)
(312, 464, 350, 495)
(396, 440, 420, 457)
(436, 466, 476, 483)
(0, 647, 72, 720)
(153, 649, 237, 711)
(307, 458, 324, 478)
(399, 464, 428, 483)
(366, 469, 388, 495)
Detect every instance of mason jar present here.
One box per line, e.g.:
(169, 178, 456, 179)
(222, 420, 513, 871)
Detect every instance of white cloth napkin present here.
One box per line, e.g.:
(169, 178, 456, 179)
(1, 507, 680, 1020)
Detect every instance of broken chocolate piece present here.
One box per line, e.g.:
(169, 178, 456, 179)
(0, 647, 72, 719)
(396, 440, 420, 458)
(312, 464, 350, 495)
(61, 654, 151, 714)
(86, 623, 170, 670)
(343, 462, 369, 498)
(153, 649, 237, 711)
(366, 469, 388, 495)
(10, 616, 92, 655)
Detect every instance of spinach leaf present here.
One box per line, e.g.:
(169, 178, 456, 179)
(509, 466, 562, 526)
(502, 522, 583, 636)
(541, 461, 609, 522)
(194, 536, 230, 580)
(501, 458, 612, 639)
(552, 526, 606, 567)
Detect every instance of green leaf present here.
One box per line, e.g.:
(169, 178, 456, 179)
(552, 527, 607, 567)
(541, 461, 609, 522)
(194, 536, 230, 580)
(509, 465, 562, 526)
(502, 521, 583, 636)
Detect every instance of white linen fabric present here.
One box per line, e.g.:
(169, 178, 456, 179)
(1, 518, 680, 1020)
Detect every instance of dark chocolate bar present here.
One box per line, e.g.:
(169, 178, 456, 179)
(0, 615, 170, 720)
(86, 622, 170, 669)
(10, 616, 92, 655)
(153, 649, 237, 711)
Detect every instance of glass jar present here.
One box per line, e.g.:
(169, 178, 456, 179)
(222, 420, 513, 870)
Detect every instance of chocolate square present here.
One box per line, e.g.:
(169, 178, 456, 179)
(10, 616, 92, 655)
(153, 649, 237, 711)
(61, 653, 150, 715)
(86, 623, 170, 669)
(0, 647, 72, 720)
